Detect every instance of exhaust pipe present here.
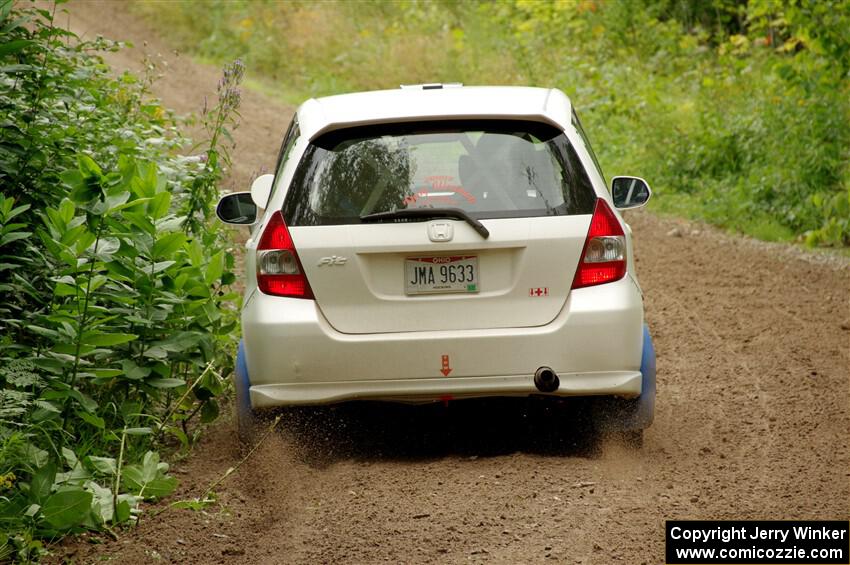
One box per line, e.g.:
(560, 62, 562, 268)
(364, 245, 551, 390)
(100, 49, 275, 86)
(534, 366, 559, 393)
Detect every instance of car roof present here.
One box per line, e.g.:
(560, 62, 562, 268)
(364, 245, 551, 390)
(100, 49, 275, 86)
(296, 85, 573, 141)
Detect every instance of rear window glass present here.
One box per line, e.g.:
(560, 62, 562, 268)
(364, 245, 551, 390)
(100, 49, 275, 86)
(283, 120, 596, 226)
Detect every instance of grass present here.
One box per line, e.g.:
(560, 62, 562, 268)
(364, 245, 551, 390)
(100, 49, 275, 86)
(132, 0, 850, 248)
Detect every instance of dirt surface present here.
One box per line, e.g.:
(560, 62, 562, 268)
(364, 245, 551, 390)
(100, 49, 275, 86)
(54, 3, 850, 564)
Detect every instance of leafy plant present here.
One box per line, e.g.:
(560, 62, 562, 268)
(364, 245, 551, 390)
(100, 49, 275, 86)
(0, 0, 241, 560)
(121, 451, 177, 500)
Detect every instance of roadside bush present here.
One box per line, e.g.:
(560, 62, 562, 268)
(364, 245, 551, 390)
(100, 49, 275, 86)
(0, 1, 240, 560)
(135, 0, 850, 247)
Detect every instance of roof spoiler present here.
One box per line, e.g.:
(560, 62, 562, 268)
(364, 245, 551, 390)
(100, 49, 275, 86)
(399, 83, 463, 90)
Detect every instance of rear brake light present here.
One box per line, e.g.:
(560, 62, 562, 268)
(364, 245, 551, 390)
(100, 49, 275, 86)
(571, 199, 627, 289)
(256, 211, 314, 298)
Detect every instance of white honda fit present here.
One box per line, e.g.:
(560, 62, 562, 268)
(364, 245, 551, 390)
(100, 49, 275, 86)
(217, 84, 656, 444)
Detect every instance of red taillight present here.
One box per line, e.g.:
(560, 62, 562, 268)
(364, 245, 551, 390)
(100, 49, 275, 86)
(571, 199, 627, 289)
(256, 211, 314, 299)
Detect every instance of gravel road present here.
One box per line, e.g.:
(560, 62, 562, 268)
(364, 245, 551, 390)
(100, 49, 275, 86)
(55, 3, 850, 563)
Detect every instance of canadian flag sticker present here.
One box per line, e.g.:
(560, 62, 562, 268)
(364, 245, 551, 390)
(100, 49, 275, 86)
(529, 287, 549, 297)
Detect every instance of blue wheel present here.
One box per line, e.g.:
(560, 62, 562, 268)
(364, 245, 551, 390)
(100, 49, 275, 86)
(631, 323, 656, 429)
(235, 340, 258, 443)
(592, 324, 656, 446)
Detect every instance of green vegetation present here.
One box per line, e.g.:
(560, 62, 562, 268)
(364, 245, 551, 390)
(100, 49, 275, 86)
(0, 1, 240, 560)
(136, 0, 849, 246)
(0, 0, 846, 560)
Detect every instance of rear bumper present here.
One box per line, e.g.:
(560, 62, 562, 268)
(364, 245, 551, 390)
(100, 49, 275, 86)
(242, 275, 645, 407)
(250, 371, 642, 407)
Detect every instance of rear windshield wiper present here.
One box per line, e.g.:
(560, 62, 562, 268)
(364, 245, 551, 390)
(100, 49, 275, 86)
(360, 208, 490, 239)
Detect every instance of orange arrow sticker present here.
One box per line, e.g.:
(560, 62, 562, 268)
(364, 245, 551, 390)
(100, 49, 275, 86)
(441, 354, 452, 377)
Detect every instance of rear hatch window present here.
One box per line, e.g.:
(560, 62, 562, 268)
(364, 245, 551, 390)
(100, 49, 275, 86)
(282, 120, 596, 225)
(279, 120, 599, 335)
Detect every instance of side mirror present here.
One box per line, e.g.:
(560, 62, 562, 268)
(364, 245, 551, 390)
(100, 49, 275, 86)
(250, 173, 275, 208)
(216, 192, 257, 225)
(611, 176, 652, 209)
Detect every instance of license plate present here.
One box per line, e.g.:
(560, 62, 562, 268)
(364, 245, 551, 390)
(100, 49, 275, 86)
(404, 255, 479, 295)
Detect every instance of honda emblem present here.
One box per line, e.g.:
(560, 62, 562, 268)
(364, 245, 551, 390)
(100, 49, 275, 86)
(428, 222, 454, 242)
